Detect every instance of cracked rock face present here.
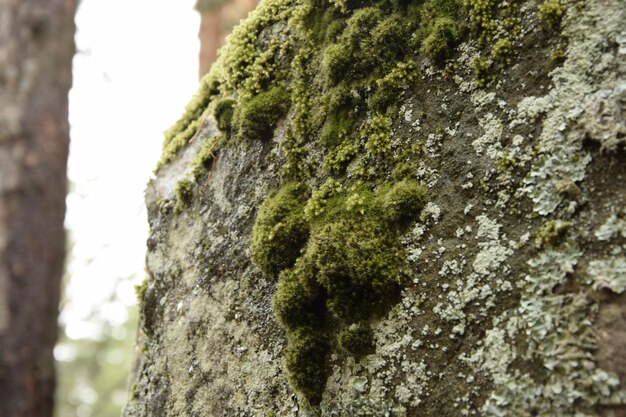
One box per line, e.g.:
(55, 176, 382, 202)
(124, 1, 626, 416)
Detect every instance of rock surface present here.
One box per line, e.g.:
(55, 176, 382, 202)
(124, 0, 626, 415)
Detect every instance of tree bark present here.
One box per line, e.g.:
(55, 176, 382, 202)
(0, 1, 76, 416)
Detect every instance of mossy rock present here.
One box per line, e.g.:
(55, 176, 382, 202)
(213, 97, 236, 132)
(236, 86, 291, 141)
(284, 327, 331, 406)
(338, 322, 374, 355)
(251, 182, 310, 277)
(380, 180, 429, 229)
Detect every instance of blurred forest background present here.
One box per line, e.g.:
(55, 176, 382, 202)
(53, 1, 254, 416)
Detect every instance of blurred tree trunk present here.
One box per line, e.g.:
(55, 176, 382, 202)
(0, 1, 77, 416)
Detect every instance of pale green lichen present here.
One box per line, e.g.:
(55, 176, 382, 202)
(588, 258, 626, 294)
(481, 244, 620, 416)
(595, 209, 626, 241)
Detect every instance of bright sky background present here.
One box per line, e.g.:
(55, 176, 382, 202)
(62, 0, 200, 339)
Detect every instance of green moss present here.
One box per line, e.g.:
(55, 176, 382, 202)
(368, 60, 417, 113)
(134, 279, 149, 304)
(321, 7, 383, 85)
(284, 327, 330, 406)
(302, 6, 344, 45)
(303, 178, 344, 222)
(420, 17, 466, 63)
(462, 0, 497, 42)
(473, 55, 495, 88)
(273, 266, 325, 329)
(338, 322, 374, 355)
(254, 177, 428, 404)
(192, 137, 220, 175)
(174, 178, 194, 214)
(324, 140, 359, 173)
(380, 180, 429, 229)
(320, 111, 355, 147)
(364, 114, 392, 158)
(157, 72, 220, 171)
(313, 219, 404, 321)
(551, 47, 566, 62)
(495, 151, 517, 173)
(251, 182, 309, 277)
(492, 37, 513, 64)
(219, 0, 296, 93)
(130, 383, 140, 400)
(391, 141, 425, 180)
(213, 98, 236, 132)
(319, 110, 358, 173)
(370, 13, 410, 61)
(190, 134, 223, 180)
(535, 220, 572, 247)
(236, 86, 291, 141)
(321, 43, 351, 86)
(539, 0, 566, 30)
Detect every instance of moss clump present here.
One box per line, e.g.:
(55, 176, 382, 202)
(319, 111, 358, 173)
(283, 328, 330, 406)
(462, 0, 497, 41)
(303, 178, 343, 222)
(157, 73, 221, 171)
(368, 60, 417, 113)
(235, 86, 291, 141)
(473, 55, 495, 87)
(420, 17, 466, 63)
(391, 141, 425, 180)
(539, 0, 566, 29)
(492, 37, 513, 64)
(174, 178, 194, 213)
(321, 7, 384, 85)
(371, 13, 411, 60)
(253, 179, 428, 404)
(495, 151, 517, 173)
(213, 98, 236, 132)
(251, 182, 309, 277)
(219, 0, 296, 93)
(535, 220, 572, 247)
(134, 279, 149, 304)
(381, 180, 429, 228)
(312, 217, 405, 321)
(364, 114, 392, 158)
(303, 6, 344, 45)
(273, 266, 326, 329)
(320, 111, 354, 147)
(338, 322, 374, 355)
(324, 140, 359, 174)
(190, 134, 223, 180)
